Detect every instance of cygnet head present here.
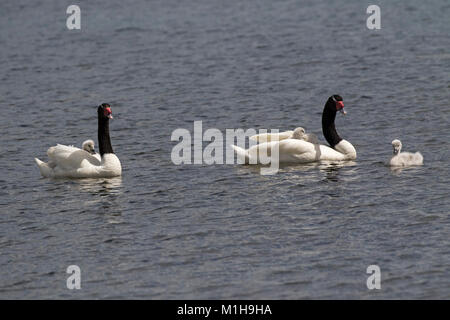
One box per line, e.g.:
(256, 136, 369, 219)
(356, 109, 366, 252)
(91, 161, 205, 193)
(392, 139, 402, 155)
(292, 127, 306, 140)
(82, 139, 96, 154)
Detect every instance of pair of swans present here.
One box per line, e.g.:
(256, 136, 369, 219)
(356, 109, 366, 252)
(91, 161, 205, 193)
(35, 103, 122, 178)
(232, 95, 357, 164)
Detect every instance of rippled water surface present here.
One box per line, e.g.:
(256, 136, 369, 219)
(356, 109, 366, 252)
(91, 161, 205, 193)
(0, 0, 449, 299)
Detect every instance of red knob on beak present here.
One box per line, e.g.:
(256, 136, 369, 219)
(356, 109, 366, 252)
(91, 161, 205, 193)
(336, 101, 344, 110)
(104, 107, 113, 119)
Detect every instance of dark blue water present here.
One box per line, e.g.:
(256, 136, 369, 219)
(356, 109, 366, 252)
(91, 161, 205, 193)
(0, 0, 449, 299)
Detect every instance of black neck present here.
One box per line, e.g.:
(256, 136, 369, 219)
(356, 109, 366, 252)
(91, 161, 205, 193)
(98, 115, 114, 156)
(322, 102, 342, 148)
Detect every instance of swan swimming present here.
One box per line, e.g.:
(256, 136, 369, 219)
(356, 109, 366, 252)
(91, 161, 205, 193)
(231, 95, 357, 164)
(389, 139, 423, 167)
(250, 127, 320, 145)
(35, 103, 122, 178)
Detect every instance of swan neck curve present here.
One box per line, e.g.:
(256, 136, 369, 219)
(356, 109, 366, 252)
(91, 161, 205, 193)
(98, 114, 114, 156)
(322, 101, 342, 148)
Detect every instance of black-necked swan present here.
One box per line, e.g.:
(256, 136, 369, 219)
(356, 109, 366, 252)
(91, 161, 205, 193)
(34, 103, 122, 178)
(389, 139, 423, 166)
(231, 95, 357, 164)
(250, 127, 320, 145)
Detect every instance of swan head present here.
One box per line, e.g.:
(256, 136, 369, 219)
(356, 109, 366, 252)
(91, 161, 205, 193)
(82, 139, 96, 154)
(328, 95, 346, 115)
(98, 103, 113, 120)
(392, 139, 402, 155)
(292, 127, 306, 140)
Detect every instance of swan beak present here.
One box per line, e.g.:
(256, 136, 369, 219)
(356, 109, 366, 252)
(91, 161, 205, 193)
(339, 108, 347, 115)
(90, 149, 96, 155)
(108, 115, 113, 119)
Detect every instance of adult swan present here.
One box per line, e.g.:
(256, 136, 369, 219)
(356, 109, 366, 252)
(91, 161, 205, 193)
(35, 103, 122, 178)
(231, 95, 356, 164)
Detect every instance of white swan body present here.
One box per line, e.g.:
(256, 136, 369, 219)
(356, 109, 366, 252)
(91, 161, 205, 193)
(389, 139, 423, 167)
(35, 103, 122, 178)
(232, 139, 355, 164)
(35, 151, 121, 178)
(250, 127, 319, 145)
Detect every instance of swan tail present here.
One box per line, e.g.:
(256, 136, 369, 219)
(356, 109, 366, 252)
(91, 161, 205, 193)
(414, 152, 424, 165)
(34, 158, 53, 177)
(231, 145, 250, 164)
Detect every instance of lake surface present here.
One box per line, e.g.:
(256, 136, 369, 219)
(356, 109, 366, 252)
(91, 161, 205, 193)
(0, 0, 449, 299)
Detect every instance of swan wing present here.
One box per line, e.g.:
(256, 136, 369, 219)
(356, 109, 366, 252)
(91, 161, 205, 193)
(93, 153, 101, 162)
(47, 145, 100, 170)
(278, 139, 348, 162)
(47, 144, 79, 158)
(277, 139, 318, 162)
(87, 153, 102, 166)
(250, 130, 294, 143)
(244, 139, 348, 163)
(246, 139, 316, 163)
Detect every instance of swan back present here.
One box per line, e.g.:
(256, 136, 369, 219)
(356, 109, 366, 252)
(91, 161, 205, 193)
(250, 130, 293, 143)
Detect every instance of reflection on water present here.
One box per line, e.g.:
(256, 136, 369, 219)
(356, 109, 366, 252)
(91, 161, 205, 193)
(390, 167, 405, 175)
(73, 177, 124, 223)
(74, 177, 123, 194)
(235, 160, 357, 181)
(389, 165, 424, 175)
(236, 161, 356, 174)
(319, 161, 357, 183)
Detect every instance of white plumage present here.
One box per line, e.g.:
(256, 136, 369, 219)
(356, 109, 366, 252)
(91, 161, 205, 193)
(232, 139, 356, 164)
(34, 140, 120, 178)
(389, 139, 423, 167)
(250, 127, 320, 145)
